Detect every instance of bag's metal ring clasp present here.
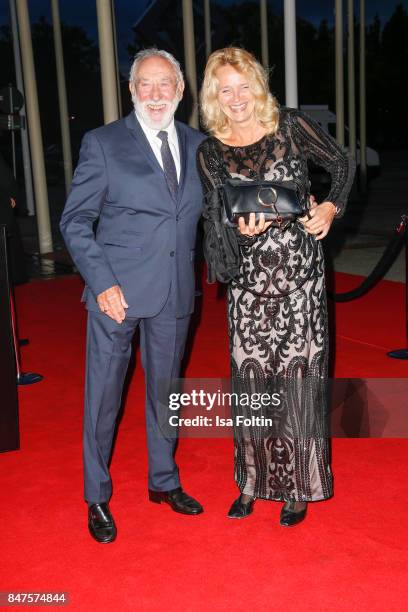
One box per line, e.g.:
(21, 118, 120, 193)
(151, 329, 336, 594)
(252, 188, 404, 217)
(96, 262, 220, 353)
(257, 187, 277, 207)
(257, 187, 282, 226)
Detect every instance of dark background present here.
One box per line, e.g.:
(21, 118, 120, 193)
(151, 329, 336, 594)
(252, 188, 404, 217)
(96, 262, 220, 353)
(0, 0, 407, 176)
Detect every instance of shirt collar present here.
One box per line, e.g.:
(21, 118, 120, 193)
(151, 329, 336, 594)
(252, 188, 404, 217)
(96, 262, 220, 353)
(135, 111, 177, 142)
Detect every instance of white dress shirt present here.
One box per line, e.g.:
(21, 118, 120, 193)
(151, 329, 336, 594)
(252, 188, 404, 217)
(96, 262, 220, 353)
(135, 111, 181, 181)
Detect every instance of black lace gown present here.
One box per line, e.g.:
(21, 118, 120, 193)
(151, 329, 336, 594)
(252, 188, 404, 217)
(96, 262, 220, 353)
(197, 108, 355, 502)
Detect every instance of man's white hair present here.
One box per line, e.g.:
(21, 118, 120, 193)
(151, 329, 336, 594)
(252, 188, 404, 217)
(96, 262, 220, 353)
(129, 48, 184, 86)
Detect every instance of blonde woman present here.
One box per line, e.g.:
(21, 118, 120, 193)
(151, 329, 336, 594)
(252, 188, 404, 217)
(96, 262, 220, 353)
(197, 47, 355, 526)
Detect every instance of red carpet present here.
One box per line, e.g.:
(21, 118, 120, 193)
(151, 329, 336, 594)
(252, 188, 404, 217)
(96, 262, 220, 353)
(1, 273, 407, 610)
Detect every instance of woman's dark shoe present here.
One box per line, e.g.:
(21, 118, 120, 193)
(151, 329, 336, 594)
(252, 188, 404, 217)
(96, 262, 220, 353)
(88, 503, 117, 543)
(280, 501, 307, 527)
(227, 494, 255, 519)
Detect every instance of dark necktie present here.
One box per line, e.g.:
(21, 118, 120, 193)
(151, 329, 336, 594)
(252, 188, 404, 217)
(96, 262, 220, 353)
(157, 130, 178, 200)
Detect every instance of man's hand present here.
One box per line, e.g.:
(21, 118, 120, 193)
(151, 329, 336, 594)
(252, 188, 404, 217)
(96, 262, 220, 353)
(237, 212, 272, 236)
(97, 285, 128, 323)
(10, 197, 16, 209)
(299, 200, 337, 241)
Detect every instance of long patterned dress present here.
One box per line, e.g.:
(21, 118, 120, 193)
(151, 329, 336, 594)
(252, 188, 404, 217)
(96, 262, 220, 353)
(197, 108, 355, 502)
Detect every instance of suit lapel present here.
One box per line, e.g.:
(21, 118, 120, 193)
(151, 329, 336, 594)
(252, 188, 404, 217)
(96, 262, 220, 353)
(125, 113, 188, 207)
(125, 112, 164, 177)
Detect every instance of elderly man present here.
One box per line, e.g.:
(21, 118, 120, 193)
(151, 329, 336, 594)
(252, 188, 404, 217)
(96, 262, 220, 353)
(60, 49, 205, 543)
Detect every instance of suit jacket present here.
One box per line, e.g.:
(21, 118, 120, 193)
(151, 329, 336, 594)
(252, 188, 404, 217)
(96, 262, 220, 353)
(60, 112, 205, 318)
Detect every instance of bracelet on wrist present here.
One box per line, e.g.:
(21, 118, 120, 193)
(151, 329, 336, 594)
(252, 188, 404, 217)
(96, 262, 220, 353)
(328, 202, 339, 216)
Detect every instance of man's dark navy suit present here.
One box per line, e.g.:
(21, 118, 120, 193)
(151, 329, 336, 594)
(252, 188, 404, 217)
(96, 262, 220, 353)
(60, 112, 205, 503)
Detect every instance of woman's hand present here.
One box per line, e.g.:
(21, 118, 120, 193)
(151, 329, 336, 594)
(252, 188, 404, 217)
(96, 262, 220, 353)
(237, 212, 272, 236)
(299, 200, 337, 241)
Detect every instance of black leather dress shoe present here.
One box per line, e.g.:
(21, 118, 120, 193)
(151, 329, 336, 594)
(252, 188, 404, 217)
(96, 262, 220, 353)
(88, 503, 117, 543)
(148, 487, 203, 515)
(280, 501, 308, 527)
(227, 494, 255, 519)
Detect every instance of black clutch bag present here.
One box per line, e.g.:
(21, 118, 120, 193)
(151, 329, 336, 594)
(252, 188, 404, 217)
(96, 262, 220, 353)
(222, 178, 304, 229)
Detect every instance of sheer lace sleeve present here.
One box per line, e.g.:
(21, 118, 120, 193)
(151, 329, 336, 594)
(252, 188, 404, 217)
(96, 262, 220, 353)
(197, 137, 227, 191)
(196, 138, 246, 283)
(197, 137, 257, 241)
(289, 109, 356, 217)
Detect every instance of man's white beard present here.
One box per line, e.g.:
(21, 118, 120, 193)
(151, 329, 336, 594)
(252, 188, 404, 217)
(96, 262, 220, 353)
(132, 92, 181, 130)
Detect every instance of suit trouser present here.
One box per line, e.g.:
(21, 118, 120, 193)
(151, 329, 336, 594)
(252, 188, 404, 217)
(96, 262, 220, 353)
(83, 296, 190, 503)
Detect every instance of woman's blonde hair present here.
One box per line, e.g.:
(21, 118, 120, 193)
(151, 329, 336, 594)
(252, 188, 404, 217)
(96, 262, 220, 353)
(200, 47, 279, 136)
